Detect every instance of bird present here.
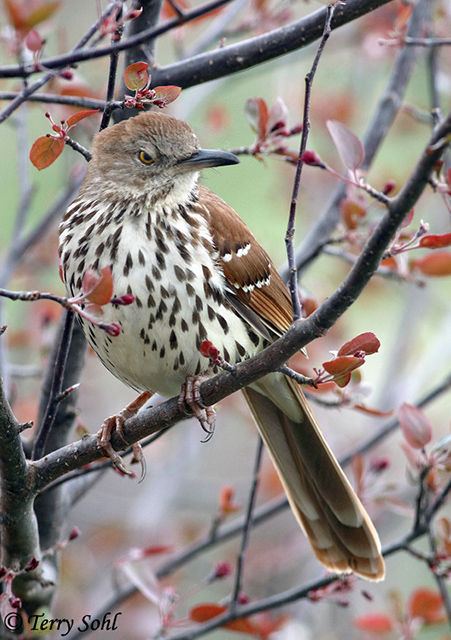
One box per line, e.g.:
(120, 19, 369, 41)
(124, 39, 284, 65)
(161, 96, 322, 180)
(58, 111, 385, 581)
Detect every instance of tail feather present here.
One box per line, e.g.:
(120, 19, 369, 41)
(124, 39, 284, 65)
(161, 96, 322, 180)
(242, 376, 385, 581)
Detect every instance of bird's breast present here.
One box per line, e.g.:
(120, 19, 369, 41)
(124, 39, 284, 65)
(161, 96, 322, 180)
(59, 198, 261, 397)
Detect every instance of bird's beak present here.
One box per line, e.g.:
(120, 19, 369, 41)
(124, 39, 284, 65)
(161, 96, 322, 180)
(178, 148, 239, 171)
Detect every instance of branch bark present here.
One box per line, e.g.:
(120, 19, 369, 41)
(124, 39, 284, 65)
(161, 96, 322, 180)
(0, 376, 45, 615)
(151, 0, 393, 88)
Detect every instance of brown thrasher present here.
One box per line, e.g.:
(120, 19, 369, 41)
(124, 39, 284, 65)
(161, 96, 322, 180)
(58, 111, 385, 581)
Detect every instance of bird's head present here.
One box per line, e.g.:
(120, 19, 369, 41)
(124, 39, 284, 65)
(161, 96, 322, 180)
(82, 112, 239, 205)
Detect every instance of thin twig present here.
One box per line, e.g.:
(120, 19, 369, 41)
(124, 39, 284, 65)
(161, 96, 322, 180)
(426, 475, 451, 522)
(0, 287, 74, 307)
(413, 465, 430, 532)
(100, 15, 125, 131)
(230, 437, 264, 611)
(428, 528, 451, 625)
(322, 245, 422, 283)
(64, 137, 92, 161)
(383, 36, 451, 47)
(285, 3, 336, 320)
(279, 365, 315, 386)
(0, 92, 120, 110)
(32, 311, 75, 460)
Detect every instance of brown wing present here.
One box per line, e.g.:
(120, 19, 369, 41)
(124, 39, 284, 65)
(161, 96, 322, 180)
(196, 185, 293, 339)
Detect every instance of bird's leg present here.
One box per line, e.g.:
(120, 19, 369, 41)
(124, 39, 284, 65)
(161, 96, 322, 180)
(178, 376, 216, 441)
(97, 391, 154, 479)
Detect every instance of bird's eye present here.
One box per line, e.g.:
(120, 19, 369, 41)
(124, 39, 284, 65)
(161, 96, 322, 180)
(139, 151, 154, 165)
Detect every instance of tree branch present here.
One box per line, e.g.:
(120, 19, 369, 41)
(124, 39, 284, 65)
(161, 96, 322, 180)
(0, 375, 46, 614)
(150, 0, 392, 89)
(285, 3, 335, 321)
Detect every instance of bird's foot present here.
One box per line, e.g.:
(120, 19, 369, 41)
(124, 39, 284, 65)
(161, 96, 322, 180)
(97, 391, 153, 481)
(178, 376, 216, 442)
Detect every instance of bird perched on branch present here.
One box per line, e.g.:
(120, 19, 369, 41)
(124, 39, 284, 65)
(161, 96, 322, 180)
(59, 111, 385, 581)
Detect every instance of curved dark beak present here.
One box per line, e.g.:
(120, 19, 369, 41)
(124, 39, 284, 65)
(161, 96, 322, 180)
(179, 148, 239, 171)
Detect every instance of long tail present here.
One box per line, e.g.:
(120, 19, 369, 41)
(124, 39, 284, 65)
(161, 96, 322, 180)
(242, 374, 385, 581)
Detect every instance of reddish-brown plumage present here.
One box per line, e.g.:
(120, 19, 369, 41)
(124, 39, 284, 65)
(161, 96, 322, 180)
(196, 185, 293, 336)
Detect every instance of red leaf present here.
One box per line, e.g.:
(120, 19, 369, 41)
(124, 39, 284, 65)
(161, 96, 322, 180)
(190, 603, 228, 623)
(224, 618, 258, 635)
(337, 332, 380, 357)
(323, 355, 365, 376)
(5, 0, 61, 32)
(398, 403, 432, 449)
(124, 61, 149, 92)
(66, 109, 100, 128)
(326, 119, 365, 171)
(29, 135, 64, 169)
(25, 28, 44, 52)
(419, 233, 451, 249)
(301, 296, 318, 317)
(410, 251, 451, 276)
(407, 588, 445, 623)
(140, 544, 173, 557)
(190, 604, 256, 634)
(322, 356, 364, 388)
(340, 198, 366, 230)
(381, 256, 398, 271)
(152, 85, 181, 106)
(219, 485, 240, 515)
(82, 266, 114, 305)
(161, 0, 189, 19)
(354, 612, 394, 633)
(334, 372, 352, 388)
(394, 3, 413, 31)
(245, 98, 269, 142)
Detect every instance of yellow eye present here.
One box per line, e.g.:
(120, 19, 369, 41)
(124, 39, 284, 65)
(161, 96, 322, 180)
(139, 150, 154, 165)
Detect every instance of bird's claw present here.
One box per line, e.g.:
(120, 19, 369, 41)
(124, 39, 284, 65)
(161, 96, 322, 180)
(97, 415, 134, 476)
(178, 376, 216, 441)
(97, 392, 152, 480)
